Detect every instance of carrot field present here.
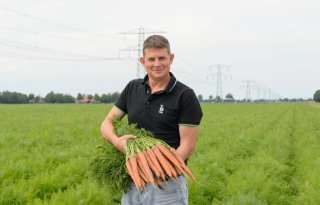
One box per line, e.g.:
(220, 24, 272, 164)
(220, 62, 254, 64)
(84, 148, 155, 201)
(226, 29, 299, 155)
(1, 103, 319, 205)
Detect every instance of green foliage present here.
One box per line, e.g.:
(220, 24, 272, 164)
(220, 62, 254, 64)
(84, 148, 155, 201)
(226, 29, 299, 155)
(0, 90, 28, 104)
(0, 104, 119, 204)
(76, 93, 83, 101)
(189, 103, 320, 205)
(100, 92, 120, 103)
(90, 118, 169, 193)
(225, 93, 234, 100)
(1, 103, 320, 204)
(198, 94, 203, 102)
(45, 91, 75, 103)
(90, 140, 131, 193)
(113, 118, 169, 159)
(313, 89, 320, 102)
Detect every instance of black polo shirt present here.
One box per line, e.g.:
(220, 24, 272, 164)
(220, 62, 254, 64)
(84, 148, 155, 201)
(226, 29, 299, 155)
(115, 73, 203, 149)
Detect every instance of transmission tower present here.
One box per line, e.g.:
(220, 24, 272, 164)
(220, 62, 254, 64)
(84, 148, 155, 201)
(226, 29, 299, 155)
(118, 27, 165, 78)
(207, 64, 231, 100)
(262, 85, 267, 101)
(255, 83, 260, 100)
(241, 80, 255, 101)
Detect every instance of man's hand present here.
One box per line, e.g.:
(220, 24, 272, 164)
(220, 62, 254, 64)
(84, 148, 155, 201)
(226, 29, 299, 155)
(113, 134, 136, 153)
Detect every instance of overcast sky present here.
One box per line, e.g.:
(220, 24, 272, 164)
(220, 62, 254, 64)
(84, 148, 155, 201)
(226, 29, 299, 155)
(0, 0, 319, 99)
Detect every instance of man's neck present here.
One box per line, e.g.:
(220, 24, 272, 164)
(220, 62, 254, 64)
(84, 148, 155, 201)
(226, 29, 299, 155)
(148, 74, 171, 93)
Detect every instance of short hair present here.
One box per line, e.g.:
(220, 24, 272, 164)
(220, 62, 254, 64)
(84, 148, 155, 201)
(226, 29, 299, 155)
(143, 35, 171, 56)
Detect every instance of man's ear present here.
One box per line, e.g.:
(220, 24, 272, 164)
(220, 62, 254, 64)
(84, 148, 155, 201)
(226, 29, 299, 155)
(140, 56, 145, 65)
(170, 53, 174, 64)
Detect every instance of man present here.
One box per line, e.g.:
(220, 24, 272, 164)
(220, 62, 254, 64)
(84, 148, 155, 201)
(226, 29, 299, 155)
(100, 35, 203, 205)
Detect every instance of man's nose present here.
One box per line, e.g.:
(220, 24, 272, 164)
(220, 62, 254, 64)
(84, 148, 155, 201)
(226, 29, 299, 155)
(154, 59, 161, 66)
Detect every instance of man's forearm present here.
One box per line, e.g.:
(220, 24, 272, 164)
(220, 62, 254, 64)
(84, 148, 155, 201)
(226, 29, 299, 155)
(176, 142, 195, 161)
(100, 118, 118, 144)
(177, 126, 198, 161)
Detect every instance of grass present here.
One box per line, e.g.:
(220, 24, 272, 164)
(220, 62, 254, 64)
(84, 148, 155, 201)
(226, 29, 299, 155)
(0, 103, 319, 204)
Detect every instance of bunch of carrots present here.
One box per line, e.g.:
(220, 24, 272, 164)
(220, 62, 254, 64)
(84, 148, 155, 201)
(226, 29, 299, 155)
(91, 118, 196, 193)
(124, 130, 195, 189)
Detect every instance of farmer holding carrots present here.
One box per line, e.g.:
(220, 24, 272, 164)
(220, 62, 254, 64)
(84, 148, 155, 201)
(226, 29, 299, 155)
(100, 35, 203, 205)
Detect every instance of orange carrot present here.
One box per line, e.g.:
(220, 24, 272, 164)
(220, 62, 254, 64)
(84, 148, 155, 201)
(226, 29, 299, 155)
(137, 156, 150, 183)
(144, 151, 161, 179)
(153, 146, 172, 178)
(141, 179, 146, 189)
(157, 144, 183, 174)
(155, 178, 162, 186)
(125, 160, 133, 177)
(137, 152, 155, 184)
(167, 159, 178, 179)
(169, 147, 184, 164)
(169, 147, 196, 181)
(129, 154, 142, 188)
(125, 160, 138, 184)
(146, 149, 166, 180)
(138, 164, 149, 184)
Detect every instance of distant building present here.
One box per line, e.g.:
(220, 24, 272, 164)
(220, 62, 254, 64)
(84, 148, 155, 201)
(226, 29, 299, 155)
(78, 96, 98, 103)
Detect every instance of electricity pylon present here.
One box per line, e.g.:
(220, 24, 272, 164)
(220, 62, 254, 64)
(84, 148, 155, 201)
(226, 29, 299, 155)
(241, 80, 255, 101)
(207, 64, 231, 100)
(118, 27, 165, 78)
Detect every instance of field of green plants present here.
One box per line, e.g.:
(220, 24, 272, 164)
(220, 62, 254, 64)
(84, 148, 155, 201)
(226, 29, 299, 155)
(1, 103, 319, 205)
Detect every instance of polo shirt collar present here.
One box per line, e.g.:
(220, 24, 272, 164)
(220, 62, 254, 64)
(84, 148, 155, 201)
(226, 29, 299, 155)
(142, 72, 177, 93)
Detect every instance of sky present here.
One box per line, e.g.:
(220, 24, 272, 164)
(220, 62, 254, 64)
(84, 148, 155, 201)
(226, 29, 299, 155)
(0, 0, 319, 100)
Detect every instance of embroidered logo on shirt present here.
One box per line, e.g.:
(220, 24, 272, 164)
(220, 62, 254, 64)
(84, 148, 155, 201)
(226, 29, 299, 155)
(159, 104, 164, 114)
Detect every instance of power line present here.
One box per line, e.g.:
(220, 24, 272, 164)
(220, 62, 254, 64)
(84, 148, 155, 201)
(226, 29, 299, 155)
(0, 50, 133, 62)
(175, 56, 209, 74)
(0, 4, 113, 39)
(173, 64, 208, 85)
(42, 0, 113, 25)
(0, 25, 118, 43)
(0, 37, 133, 61)
(0, 37, 107, 59)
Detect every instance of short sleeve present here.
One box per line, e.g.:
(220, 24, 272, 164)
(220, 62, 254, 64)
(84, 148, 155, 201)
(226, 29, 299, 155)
(178, 89, 203, 126)
(114, 82, 131, 114)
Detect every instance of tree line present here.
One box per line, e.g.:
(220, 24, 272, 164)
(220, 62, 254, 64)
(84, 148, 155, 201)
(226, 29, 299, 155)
(0, 91, 120, 104)
(1, 89, 319, 104)
(198, 91, 320, 103)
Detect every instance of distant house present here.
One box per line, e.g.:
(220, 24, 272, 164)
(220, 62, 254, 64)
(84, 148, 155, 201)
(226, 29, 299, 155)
(79, 96, 90, 103)
(78, 96, 98, 103)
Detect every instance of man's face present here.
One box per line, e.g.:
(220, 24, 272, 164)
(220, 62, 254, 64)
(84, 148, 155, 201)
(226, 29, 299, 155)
(140, 48, 174, 81)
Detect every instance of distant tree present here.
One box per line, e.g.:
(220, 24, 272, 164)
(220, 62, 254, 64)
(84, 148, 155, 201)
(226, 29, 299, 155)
(45, 91, 56, 103)
(87, 94, 94, 101)
(0, 91, 28, 104)
(110, 92, 120, 102)
(100, 94, 108, 103)
(314, 89, 320, 102)
(214, 96, 222, 103)
(77, 93, 83, 101)
(64, 94, 75, 103)
(197, 94, 203, 102)
(225, 93, 234, 100)
(34, 95, 42, 103)
(99, 92, 120, 103)
(94, 94, 101, 102)
(28, 94, 35, 102)
(45, 91, 75, 103)
(208, 95, 213, 102)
